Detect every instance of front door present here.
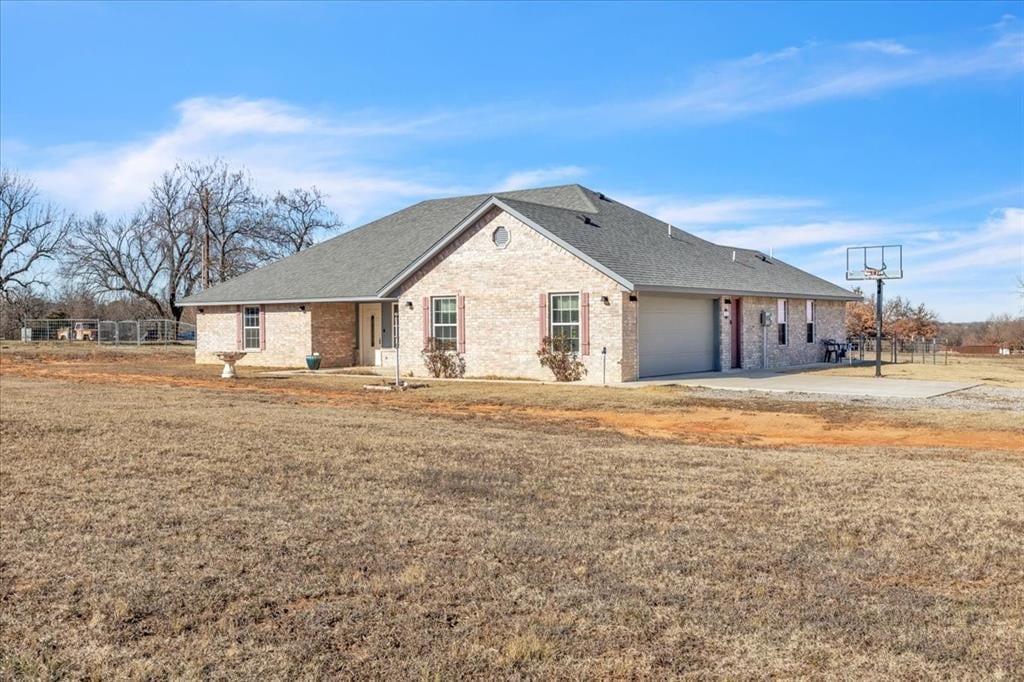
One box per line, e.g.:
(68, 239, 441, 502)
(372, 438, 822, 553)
(359, 303, 380, 366)
(730, 298, 742, 369)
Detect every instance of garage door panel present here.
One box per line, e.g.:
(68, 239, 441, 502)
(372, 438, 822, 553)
(639, 295, 715, 377)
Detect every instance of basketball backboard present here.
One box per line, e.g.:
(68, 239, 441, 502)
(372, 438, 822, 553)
(846, 245, 903, 280)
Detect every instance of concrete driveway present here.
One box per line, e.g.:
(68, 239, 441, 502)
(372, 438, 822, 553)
(634, 365, 978, 399)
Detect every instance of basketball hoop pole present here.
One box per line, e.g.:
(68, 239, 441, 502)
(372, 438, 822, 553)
(875, 278, 883, 378)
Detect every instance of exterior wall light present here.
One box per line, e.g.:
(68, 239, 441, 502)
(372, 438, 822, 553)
(198, 307, 204, 314)
(405, 301, 414, 310)
(601, 295, 610, 305)
(299, 305, 306, 312)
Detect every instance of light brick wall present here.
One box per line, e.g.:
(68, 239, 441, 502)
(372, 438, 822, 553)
(196, 302, 358, 368)
(393, 208, 629, 383)
(718, 296, 733, 371)
(197, 304, 310, 367)
(620, 292, 639, 382)
(739, 297, 846, 369)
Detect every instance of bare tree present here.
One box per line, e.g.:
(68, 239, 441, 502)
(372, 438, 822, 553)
(0, 287, 48, 339)
(0, 169, 71, 301)
(64, 211, 173, 318)
(264, 187, 342, 256)
(182, 159, 264, 287)
(63, 169, 202, 322)
(150, 169, 202, 318)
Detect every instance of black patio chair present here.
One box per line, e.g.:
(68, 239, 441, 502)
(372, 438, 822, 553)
(822, 339, 838, 363)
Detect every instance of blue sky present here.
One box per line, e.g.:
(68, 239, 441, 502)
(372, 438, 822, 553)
(2, 1, 1021, 321)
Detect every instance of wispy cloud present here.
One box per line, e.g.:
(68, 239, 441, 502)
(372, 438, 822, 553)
(3, 19, 1021, 227)
(629, 187, 1022, 316)
(912, 207, 1023, 278)
(494, 166, 588, 191)
(847, 40, 916, 56)
(702, 220, 908, 251)
(638, 19, 1022, 120)
(9, 97, 465, 223)
(624, 194, 823, 225)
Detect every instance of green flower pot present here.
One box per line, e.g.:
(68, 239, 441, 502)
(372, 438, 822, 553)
(306, 355, 322, 370)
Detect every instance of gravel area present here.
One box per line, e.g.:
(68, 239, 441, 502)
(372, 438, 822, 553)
(680, 384, 1024, 412)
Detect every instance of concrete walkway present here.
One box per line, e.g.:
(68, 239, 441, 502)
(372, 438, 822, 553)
(261, 364, 978, 399)
(637, 366, 978, 398)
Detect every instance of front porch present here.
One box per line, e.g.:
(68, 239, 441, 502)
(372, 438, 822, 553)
(194, 300, 399, 369)
(354, 301, 399, 369)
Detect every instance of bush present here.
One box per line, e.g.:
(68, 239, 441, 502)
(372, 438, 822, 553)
(536, 336, 587, 382)
(421, 337, 466, 378)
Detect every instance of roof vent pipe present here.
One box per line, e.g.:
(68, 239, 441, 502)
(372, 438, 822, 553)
(667, 222, 672, 238)
(732, 250, 736, 262)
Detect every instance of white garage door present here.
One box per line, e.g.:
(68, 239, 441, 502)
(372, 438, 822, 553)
(639, 294, 716, 377)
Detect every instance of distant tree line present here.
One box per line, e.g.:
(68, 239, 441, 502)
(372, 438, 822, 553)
(0, 162, 341, 337)
(935, 315, 1024, 350)
(845, 287, 1024, 350)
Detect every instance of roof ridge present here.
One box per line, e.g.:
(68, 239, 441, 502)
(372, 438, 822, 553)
(496, 193, 594, 215)
(496, 185, 598, 213)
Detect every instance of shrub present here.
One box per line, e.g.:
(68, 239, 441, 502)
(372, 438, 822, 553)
(536, 336, 587, 382)
(421, 337, 466, 378)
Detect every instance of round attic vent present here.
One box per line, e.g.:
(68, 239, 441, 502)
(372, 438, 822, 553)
(492, 225, 510, 249)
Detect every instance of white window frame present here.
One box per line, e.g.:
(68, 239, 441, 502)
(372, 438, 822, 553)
(777, 299, 788, 346)
(549, 292, 580, 354)
(431, 296, 458, 351)
(806, 300, 815, 344)
(243, 305, 261, 351)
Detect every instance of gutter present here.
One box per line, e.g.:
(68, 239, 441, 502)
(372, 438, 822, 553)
(633, 284, 861, 301)
(180, 295, 397, 307)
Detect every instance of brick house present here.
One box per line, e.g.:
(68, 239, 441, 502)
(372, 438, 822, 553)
(182, 185, 858, 382)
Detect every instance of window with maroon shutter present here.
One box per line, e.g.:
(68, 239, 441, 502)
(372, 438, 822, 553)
(243, 306, 261, 350)
(549, 293, 580, 353)
(806, 300, 815, 343)
(538, 293, 548, 349)
(580, 292, 590, 355)
(457, 295, 465, 353)
(235, 306, 242, 350)
(777, 299, 788, 346)
(259, 307, 266, 350)
(430, 296, 457, 351)
(422, 296, 429, 349)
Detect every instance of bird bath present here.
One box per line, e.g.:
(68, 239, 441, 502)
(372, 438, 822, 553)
(215, 351, 247, 379)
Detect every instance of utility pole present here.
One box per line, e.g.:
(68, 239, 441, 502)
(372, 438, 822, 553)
(200, 187, 211, 289)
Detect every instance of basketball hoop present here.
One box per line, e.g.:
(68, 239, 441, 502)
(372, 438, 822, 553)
(846, 245, 902, 281)
(845, 244, 904, 379)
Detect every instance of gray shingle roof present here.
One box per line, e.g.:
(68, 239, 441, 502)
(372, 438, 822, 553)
(182, 184, 857, 305)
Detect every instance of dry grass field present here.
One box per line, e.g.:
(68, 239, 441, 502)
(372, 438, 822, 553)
(1, 344, 1022, 678)
(813, 353, 1024, 387)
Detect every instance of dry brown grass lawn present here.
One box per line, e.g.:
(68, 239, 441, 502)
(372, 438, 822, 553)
(1, 345, 1023, 677)
(812, 353, 1024, 387)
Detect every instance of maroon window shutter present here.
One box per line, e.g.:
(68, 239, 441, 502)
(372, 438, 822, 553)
(538, 293, 548, 349)
(581, 292, 590, 355)
(422, 296, 430, 349)
(259, 306, 266, 351)
(235, 305, 242, 350)
(457, 295, 466, 353)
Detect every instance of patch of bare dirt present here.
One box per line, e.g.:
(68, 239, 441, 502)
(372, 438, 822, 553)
(3, 358, 1020, 453)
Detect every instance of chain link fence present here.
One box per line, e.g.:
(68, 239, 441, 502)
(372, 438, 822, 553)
(21, 319, 196, 345)
(855, 337, 948, 364)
